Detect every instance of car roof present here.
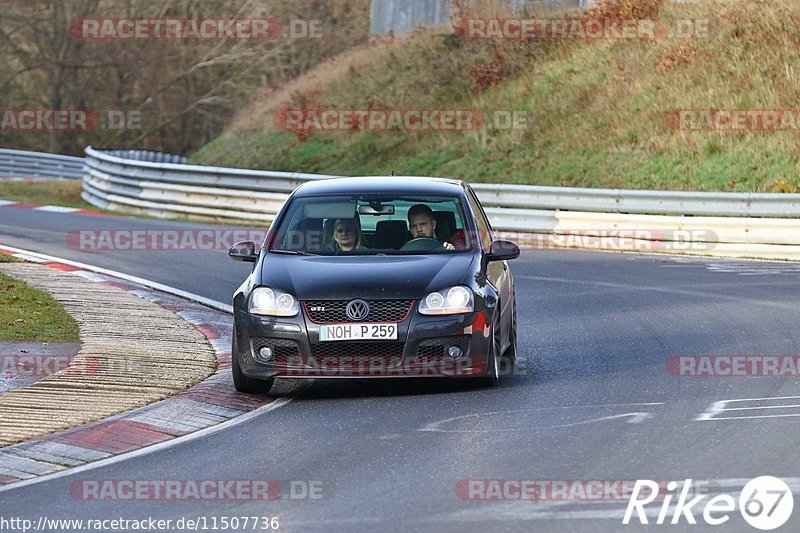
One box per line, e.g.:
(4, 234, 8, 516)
(294, 176, 467, 197)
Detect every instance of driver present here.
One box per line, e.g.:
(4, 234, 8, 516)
(407, 204, 455, 250)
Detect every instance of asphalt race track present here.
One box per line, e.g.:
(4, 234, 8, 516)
(2, 207, 799, 532)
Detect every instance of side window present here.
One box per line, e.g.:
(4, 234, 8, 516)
(467, 188, 493, 251)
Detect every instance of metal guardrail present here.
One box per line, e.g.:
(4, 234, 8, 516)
(471, 184, 800, 218)
(83, 145, 800, 217)
(74, 146, 800, 261)
(100, 149, 187, 165)
(0, 149, 84, 180)
(82, 146, 335, 223)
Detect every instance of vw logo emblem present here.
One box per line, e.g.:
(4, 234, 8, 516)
(346, 299, 370, 321)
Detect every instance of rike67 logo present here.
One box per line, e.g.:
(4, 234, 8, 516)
(624, 477, 793, 530)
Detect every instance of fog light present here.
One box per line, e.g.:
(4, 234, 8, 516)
(447, 345, 463, 359)
(259, 347, 274, 361)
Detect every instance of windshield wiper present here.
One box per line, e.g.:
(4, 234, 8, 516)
(269, 250, 319, 256)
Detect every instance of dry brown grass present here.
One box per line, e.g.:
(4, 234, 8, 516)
(767, 178, 800, 193)
(588, 0, 664, 21)
(226, 38, 404, 135)
(656, 45, 699, 75)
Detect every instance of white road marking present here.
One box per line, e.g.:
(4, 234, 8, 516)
(548, 413, 653, 428)
(658, 257, 800, 276)
(720, 404, 800, 411)
(696, 395, 800, 421)
(8, 253, 47, 263)
(420, 403, 663, 433)
(709, 413, 800, 420)
(706, 262, 800, 275)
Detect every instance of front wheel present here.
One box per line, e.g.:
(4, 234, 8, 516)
(501, 302, 517, 373)
(474, 314, 501, 388)
(232, 327, 274, 394)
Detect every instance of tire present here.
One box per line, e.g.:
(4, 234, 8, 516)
(232, 327, 274, 394)
(474, 312, 501, 388)
(501, 302, 517, 370)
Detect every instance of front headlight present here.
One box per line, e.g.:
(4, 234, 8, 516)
(249, 287, 300, 317)
(419, 286, 474, 315)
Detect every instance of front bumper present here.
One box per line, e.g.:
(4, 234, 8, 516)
(234, 305, 493, 379)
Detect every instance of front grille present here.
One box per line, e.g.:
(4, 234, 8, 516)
(416, 336, 470, 358)
(304, 300, 413, 323)
(311, 341, 405, 358)
(251, 338, 300, 363)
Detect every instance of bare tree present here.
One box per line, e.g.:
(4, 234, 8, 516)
(0, 0, 370, 154)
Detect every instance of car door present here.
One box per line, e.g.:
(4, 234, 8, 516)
(466, 187, 513, 332)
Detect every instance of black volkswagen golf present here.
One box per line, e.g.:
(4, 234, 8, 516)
(229, 177, 519, 393)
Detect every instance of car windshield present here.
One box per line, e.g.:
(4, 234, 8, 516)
(269, 194, 474, 255)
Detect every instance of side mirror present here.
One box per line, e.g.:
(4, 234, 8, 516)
(487, 240, 520, 261)
(229, 241, 259, 263)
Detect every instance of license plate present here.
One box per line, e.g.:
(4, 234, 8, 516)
(319, 323, 398, 342)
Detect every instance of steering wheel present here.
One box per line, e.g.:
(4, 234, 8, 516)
(400, 237, 445, 252)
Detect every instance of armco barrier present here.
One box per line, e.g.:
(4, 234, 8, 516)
(472, 184, 800, 218)
(82, 146, 334, 223)
(12, 145, 798, 261)
(0, 149, 84, 179)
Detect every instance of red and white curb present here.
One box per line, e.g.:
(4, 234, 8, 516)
(0, 198, 115, 217)
(0, 245, 290, 488)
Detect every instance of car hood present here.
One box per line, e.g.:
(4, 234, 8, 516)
(260, 253, 476, 300)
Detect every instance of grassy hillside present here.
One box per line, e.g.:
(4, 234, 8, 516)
(191, 1, 800, 192)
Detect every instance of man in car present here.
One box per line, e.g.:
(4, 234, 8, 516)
(407, 204, 456, 250)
